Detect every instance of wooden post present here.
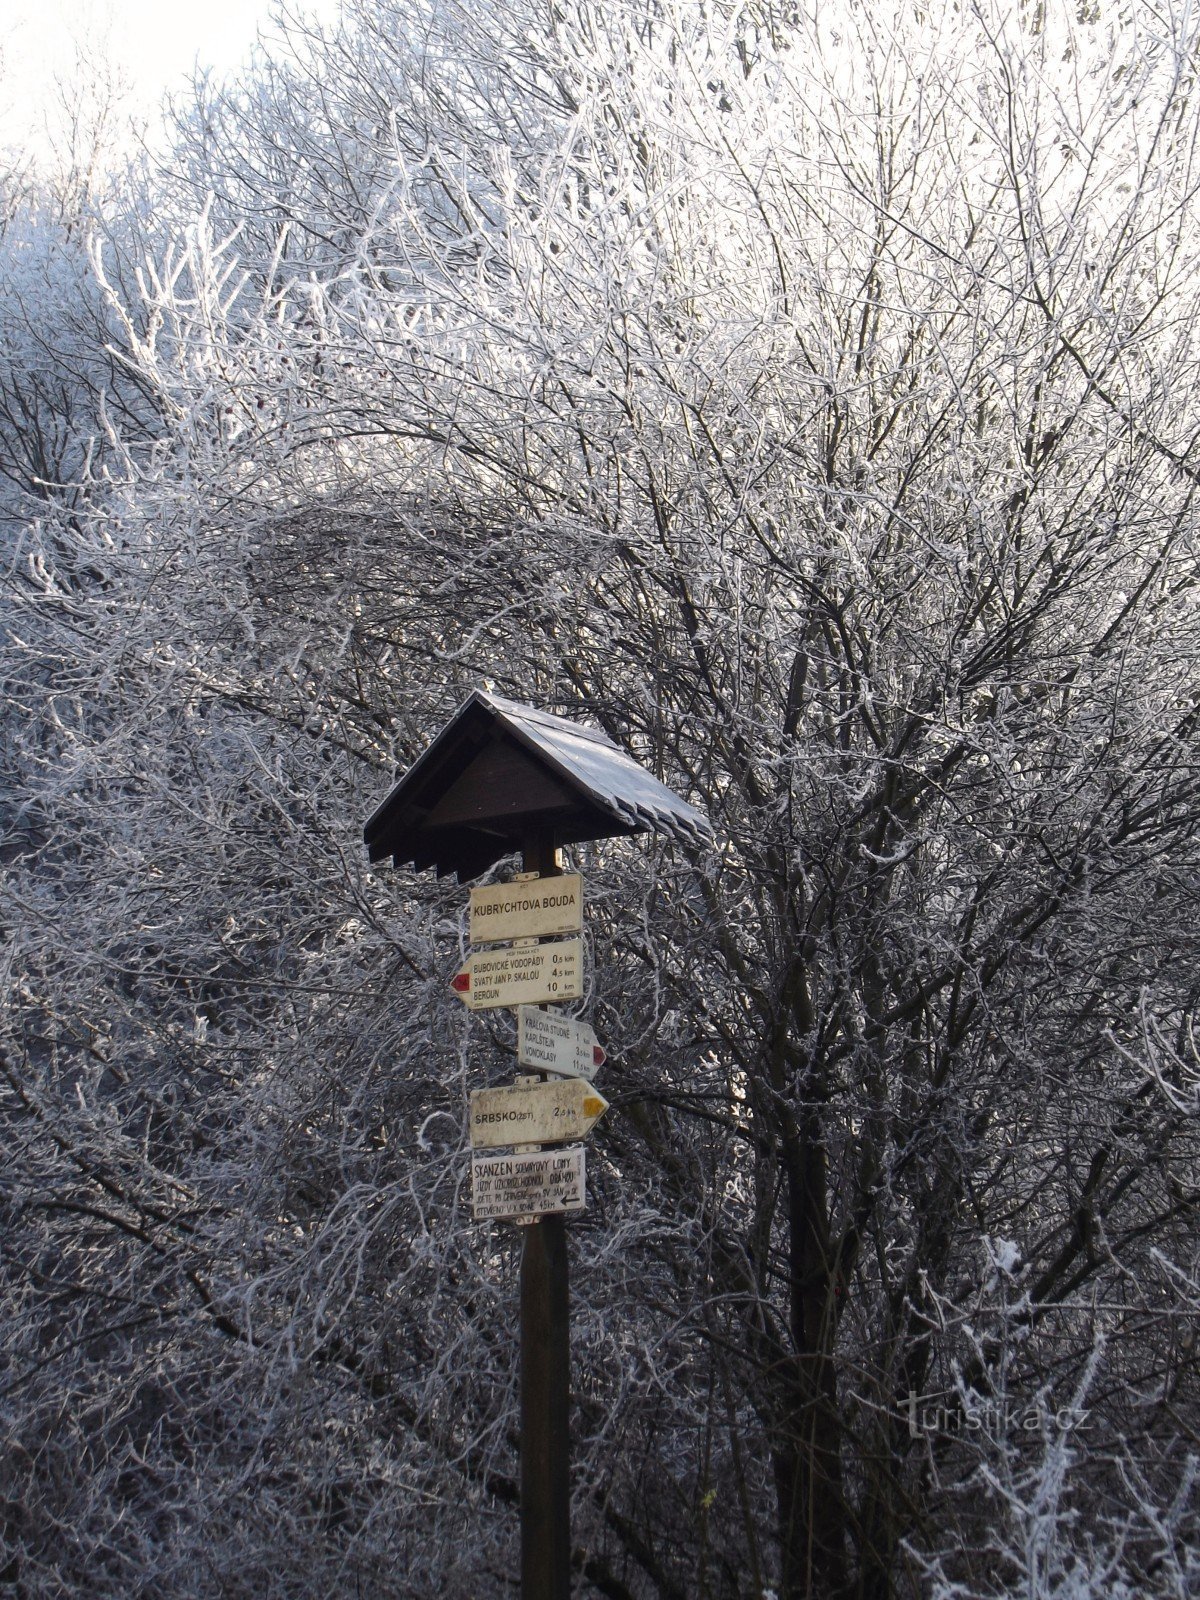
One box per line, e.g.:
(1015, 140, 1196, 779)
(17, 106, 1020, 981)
(363, 693, 707, 1600)
(520, 833, 571, 1600)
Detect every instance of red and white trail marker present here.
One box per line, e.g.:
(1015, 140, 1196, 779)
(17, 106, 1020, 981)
(449, 939, 583, 1010)
(517, 1006, 605, 1080)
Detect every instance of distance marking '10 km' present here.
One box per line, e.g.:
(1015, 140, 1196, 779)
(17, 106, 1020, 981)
(449, 938, 583, 1010)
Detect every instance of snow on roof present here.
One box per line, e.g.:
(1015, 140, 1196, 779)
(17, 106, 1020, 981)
(478, 691, 712, 846)
(363, 688, 713, 879)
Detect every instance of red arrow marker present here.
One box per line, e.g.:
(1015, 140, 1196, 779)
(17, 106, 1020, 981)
(450, 972, 471, 994)
(593, 1045, 607, 1068)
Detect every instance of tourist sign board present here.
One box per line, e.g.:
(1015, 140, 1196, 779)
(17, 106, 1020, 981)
(469, 1078, 609, 1149)
(469, 875, 583, 944)
(518, 1006, 605, 1080)
(471, 1146, 587, 1220)
(449, 938, 583, 1010)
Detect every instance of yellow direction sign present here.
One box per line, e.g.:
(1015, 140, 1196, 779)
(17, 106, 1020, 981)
(468, 1077, 609, 1149)
(469, 875, 583, 944)
(471, 1147, 586, 1220)
(449, 939, 583, 1010)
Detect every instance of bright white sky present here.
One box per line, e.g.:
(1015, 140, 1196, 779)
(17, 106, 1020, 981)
(0, 0, 340, 162)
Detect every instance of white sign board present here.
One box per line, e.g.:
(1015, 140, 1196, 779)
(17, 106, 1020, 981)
(471, 1147, 586, 1220)
(450, 939, 583, 1010)
(469, 1078, 609, 1149)
(518, 1007, 606, 1080)
(469, 875, 583, 944)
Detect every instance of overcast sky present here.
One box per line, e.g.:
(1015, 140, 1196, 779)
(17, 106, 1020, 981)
(0, 0, 338, 161)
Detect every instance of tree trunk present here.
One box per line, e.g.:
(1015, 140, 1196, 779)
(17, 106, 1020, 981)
(773, 1119, 848, 1598)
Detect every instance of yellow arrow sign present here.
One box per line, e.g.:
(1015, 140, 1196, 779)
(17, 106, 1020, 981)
(468, 1077, 610, 1149)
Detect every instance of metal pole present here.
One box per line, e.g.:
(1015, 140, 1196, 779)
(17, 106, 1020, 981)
(520, 833, 571, 1600)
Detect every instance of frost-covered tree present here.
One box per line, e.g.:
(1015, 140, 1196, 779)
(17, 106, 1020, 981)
(0, 49, 159, 530)
(3, 1, 1199, 1596)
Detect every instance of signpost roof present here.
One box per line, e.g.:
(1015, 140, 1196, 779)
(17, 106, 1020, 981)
(364, 689, 711, 880)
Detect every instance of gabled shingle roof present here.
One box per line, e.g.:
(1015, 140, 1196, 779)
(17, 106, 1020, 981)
(364, 689, 711, 880)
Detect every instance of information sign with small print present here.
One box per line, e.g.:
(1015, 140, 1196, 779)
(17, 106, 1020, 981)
(469, 1078, 609, 1149)
(469, 875, 584, 944)
(471, 1147, 587, 1220)
(449, 939, 583, 1010)
(518, 1007, 606, 1080)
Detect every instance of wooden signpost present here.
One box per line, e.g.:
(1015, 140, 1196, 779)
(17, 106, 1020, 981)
(511, 842, 573, 1600)
(363, 690, 709, 1600)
